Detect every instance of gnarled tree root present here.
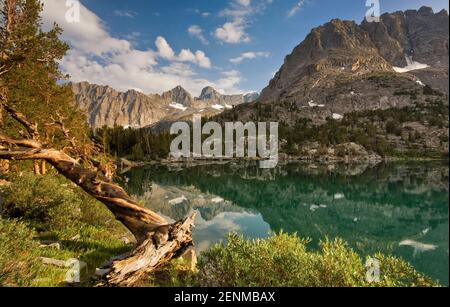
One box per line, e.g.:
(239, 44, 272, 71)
(102, 213, 196, 287)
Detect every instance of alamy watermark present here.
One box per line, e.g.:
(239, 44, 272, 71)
(65, 0, 80, 23)
(365, 0, 380, 23)
(365, 258, 381, 283)
(170, 115, 279, 169)
(65, 259, 87, 283)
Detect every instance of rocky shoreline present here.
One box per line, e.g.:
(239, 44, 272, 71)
(116, 142, 448, 172)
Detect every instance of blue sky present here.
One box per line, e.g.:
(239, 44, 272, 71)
(41, 0, 449, 96)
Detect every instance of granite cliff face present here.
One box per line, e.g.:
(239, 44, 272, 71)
(198, 87, 259, 106)
(72, 82, 167, 129)
(161, 86, 193, 107)
(258, 6, 449, 106)
(72, 83, 259, 129)
(361, 6, 449, 92)
(215, 7, 449, 157)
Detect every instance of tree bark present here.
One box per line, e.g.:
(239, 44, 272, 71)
(33, 160, 41, 175)
(40, 160, 46, 175)
(0, 99, 196, 286)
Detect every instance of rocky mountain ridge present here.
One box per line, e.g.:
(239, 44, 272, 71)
(214, 6, 449, 158)
(218, 7, 449, 127)
(71, 82, 259, 129)
(258, 6, 449, 106)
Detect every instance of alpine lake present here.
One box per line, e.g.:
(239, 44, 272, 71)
(119, 161, 449, 286)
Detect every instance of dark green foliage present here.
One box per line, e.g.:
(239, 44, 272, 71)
(423, 85, 443, 96)
(1, 0, 93, 153)
(131, 143, 145, 161)
(152, 233, 439, 287)
(386, 120, 402, 136)
(0, 219, 41, 286)
(94, 126, 173, 161)
(99, 97, 449, 160)
(276, 100, 448, 157)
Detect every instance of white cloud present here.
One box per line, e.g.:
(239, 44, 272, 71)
(287, 0, 308, 18)
(113, 10, 137, 18)
(188, 25, 209, 45)
(214, 0, 273, 44)
(194, 9, 211, 17)
(230, 51, 270, 64)
(235, 0, 252, 7)
(42, 0, 132, 56)
(194, 51, 212, 69)
(161, 63, 196, 77)
(215, 20, 250, 44)
(40, 0, 228, 96)
(214, 70, 244, 93)
(155, 36, 175, 60)
(154, 37, 212, 68)
(177, 48, 212, 69)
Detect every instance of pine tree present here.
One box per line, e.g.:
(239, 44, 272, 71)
(1, 0, 93, 173)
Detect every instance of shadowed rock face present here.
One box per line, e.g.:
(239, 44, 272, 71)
(71, 82, 259, 129)
(361, 7, 449, 93)
(259, 6, 449, 105)
(161, 86, 193, 107)
(361, 7, 449, 69)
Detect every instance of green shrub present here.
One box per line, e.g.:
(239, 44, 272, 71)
(0, 219, 41, 286)
(386, 121, 402, 136)
(131, 143, 145, 161)
(0, 172, 129, 235)
(196, 233, 439, 287)
(1, 173, 82, 231)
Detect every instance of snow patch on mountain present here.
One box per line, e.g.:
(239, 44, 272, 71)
(393, 56, 430, 73)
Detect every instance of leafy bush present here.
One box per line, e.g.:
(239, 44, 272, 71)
(0, 219, 41, 286)
(196, 233, 439, 287)
(1, 173, 82, 231)
(0, 172, 129, 235)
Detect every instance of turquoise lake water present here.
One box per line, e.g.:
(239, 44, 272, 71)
(122, 161, 449, 286)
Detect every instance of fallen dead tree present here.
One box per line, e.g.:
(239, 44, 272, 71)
(0, 95, 196, 286)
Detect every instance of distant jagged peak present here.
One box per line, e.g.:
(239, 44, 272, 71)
(161, 85, 193, 106)
(436, 8, 449, 17)
(199, 86, 221, 101)
(416, 5, 435, 15)
(162, 85, 191, 97)
(171, 85, 189, 93)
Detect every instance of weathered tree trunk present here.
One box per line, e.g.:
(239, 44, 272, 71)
(33, 160, 41, 175)
(40, 160, 46, 175)
(0, 99, 196, 286)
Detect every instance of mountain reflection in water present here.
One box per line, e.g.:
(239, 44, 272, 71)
(120, 161, 449, 286)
